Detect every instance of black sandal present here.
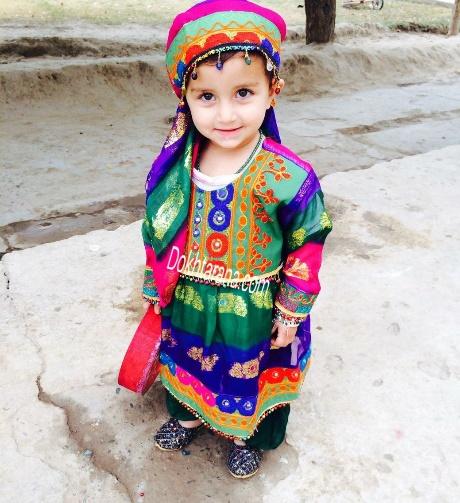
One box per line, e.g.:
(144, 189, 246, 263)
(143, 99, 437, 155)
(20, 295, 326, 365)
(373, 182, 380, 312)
(154, 417, 203, 451)
(226, 442, 263, 479)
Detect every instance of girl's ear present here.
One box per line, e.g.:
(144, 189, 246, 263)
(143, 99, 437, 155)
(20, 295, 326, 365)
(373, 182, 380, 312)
(267, 78, 285, 108)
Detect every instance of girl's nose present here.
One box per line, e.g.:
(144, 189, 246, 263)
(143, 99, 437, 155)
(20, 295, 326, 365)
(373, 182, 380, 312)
(216, 100, 236, 123)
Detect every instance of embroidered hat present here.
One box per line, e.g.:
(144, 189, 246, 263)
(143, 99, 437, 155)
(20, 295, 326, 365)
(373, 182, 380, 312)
(165, 0, 287, 99)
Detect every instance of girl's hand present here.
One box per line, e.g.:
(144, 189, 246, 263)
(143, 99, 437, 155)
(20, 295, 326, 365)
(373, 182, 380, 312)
(143, 301, 161, 315)
(271, 321, 297, 348)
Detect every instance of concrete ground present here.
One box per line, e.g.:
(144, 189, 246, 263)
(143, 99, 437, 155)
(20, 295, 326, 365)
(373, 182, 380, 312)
(1, 144, 459, 502)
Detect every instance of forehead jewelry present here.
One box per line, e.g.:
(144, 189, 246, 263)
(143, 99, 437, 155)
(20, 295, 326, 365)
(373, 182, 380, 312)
(244, 48, 252, 65)
(216, 50, 223, 71)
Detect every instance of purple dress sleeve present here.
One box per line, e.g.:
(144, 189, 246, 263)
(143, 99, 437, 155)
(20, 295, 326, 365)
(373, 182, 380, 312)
(274, 170, 333, 326)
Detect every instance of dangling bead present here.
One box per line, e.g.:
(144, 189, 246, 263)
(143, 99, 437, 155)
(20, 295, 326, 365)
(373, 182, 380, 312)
(191, 62, 198, 80)
(266, 59, 274, 72)
(244, 48, 251, 65)
(216, 51, 223, 71)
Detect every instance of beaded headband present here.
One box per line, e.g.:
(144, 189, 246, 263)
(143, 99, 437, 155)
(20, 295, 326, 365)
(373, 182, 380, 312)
(165, 0, 287, 100)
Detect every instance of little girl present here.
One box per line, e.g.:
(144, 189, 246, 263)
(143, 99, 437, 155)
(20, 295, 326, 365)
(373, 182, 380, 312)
(141, 0, 333, 479)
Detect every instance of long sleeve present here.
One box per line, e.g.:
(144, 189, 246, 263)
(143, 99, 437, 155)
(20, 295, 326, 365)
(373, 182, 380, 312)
(141, 212, 160, 304)
(274, 170, 333, 326)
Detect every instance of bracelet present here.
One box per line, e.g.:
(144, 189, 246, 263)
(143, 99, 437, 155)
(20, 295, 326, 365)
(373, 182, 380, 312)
(272, 316, 300, 327)
(142, 295, 160, 305)
(272, 305, 307, 327)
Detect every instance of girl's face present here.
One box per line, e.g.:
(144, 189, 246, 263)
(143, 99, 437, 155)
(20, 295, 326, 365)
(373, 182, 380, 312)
(186, 52, 283, 151)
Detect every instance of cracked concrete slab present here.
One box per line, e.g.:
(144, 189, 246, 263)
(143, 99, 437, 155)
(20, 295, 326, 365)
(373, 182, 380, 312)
(1, 144, 459, 501)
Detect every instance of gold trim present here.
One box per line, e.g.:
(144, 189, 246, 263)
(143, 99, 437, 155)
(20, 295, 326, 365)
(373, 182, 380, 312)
(179, 263, 283, 284)
(274, 300, 309, 319)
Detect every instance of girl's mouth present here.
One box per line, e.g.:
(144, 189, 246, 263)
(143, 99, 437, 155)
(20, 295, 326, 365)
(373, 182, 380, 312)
(215, 127, 242, 135)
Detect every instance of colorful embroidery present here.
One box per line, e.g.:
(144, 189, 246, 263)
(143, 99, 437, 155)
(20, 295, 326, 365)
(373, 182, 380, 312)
(249, 288, 273, 309)
(159, 354, 311, 439)
(187, 347, 220, 371)
(320, 210, 333, 230)
(217, 293, 248, 317)
(161, 328, 177, 347)
(229, 351, 265, 379)
(283, 256, 310, 281)
(206, 232, 229, 257)
(275, 282, 317, 316)
(249, 154, 292, 274)
(152, 186, 185, 240)
(288, 227, 307, 249)
(166, 10, 285, 97)
(174, 283, 204, 311)
(142, 267, 159, 300)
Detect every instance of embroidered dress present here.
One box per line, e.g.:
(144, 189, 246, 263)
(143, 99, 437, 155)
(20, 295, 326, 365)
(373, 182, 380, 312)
(142, 136, 333, 440)
(139, 0, 333, 441)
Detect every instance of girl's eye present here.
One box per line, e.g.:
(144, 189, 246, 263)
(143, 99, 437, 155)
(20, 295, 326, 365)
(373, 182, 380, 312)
(237, 88, 253, 98)
(200, 92, 214, 101)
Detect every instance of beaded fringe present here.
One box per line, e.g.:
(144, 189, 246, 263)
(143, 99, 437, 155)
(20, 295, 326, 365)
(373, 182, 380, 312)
(162, 381, 291, 442)
(178, 271, 281, 290)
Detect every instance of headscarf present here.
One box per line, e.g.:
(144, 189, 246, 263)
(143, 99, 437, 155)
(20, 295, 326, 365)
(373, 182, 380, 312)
(145, 0, 287, 307)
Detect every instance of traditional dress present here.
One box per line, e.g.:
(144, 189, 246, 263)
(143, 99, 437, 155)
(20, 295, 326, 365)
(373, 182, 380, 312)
(141, 0, 333, 443)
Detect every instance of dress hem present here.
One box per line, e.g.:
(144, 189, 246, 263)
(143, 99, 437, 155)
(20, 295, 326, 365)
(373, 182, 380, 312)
(159, 377, 294, 441)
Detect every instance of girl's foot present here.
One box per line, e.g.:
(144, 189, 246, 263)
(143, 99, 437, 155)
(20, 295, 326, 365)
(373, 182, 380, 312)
(226, 442, 263, 479)
(154, 417, 203, 451)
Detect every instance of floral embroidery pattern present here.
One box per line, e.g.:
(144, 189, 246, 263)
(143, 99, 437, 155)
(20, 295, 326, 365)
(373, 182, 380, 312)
(283, 256, 310, 281)
(161, 328, 177, 347)
(175, 283, 204, 311)
(142, 267, 159, 300)
(187, 346, 220, 371)
(249, 154, 291, 274)
(217, 293, 248, 317)
(152, 186, 185, 240)
(320, 211, 333, 230)
(275, 282, 317, 316)
(288, 227, 307, 249)
(249, 288, 273, 309)
(229, 351, 265, 379)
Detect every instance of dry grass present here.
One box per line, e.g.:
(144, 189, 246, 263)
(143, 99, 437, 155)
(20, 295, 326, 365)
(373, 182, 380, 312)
(0, 0, 452, 34)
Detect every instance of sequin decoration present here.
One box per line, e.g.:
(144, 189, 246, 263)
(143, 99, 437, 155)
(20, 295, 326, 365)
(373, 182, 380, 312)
(163, 111, 188, 149)
(209, 206, 230, 232)
(217, 293, 248, 317)
(212, 185, 234, 205)
(206, 232, 229, 257)
(152, 186, 184, 240)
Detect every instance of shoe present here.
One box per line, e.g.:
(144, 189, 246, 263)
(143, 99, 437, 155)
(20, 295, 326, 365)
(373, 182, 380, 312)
(154, 417, 203, 451)
(226, 442, 263, 479)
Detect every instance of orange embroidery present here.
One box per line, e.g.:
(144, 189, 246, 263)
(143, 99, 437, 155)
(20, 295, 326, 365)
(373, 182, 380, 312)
(284, 256, 310, 281)
(249, 154, 291, 273)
